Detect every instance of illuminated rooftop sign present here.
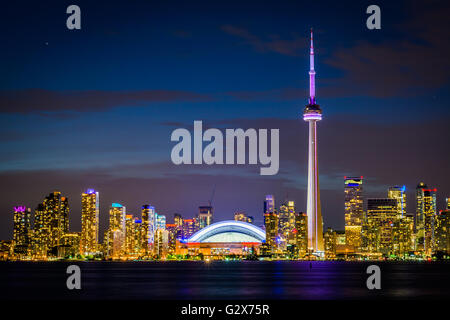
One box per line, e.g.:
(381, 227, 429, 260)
(14, 206, 26, 212)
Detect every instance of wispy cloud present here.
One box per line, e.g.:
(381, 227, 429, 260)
(324, 1, 450, 97)
(221, 25, 306, 56)
(0, 89, 212, 114)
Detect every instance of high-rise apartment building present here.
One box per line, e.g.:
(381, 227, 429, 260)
(33, 191, 70, 257)
(295, 212, 308, 257)
(423, 188, 437, 255)
(434, 210, 450, 254)
(141, 204, 155, 254)
(105, 203, 126, 258)
(166, 223, 177, 254)
(279, 201, 296, 244)
(392, 214, 414, 257)
(264, 195, 275, 215)
(363, 198, 397, 255)
(13, 206, 31, 255)
(124, 215, 135, 256)
(324, 228, 337, 259)
(80, 189, 99, 255)
(173, 213, 183, 239)
(155, 213, 166, 230)
(344, 177, 363, 250)
(154, 228, 169, 258)
(197, 206, 213, 229)
(388, 186, 407, 217)
(264, 212, 278, 254)
(415, 182, 428, 250)
(182, 219, 197, 239)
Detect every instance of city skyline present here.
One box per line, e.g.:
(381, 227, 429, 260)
(5, 178, 449, 241)
(7, 178, 449, 261)
(0, 0, 449, 241)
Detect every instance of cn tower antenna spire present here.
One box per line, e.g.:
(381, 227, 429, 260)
(309, 28, 316, 105)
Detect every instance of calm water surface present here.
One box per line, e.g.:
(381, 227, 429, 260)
(0, 261, 449, 300)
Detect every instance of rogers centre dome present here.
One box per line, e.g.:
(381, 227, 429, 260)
(188, 220, 266, 243)
(177, 220, 265, 257)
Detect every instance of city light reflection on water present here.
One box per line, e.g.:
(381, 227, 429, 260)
(0, 261, 449, 300)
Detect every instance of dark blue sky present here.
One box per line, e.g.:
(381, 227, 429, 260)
(0, 0, 449, 239)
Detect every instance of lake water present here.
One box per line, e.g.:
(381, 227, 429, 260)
(1, 261, 449, 300)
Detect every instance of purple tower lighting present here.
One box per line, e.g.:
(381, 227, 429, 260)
(309, 28, 316, 105)
(303, 28, 324, 254)
(14, 206, 26, 212)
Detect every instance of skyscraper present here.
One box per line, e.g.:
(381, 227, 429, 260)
(294, 212, 308, 257)
(392, 214, 414, 257)
(264, 212, 278, 254)
(197, 206, 213, 229)
(80, 189, 99, 255)
(13, 206, 31, 255)
(174, 213, 183, 239)
(155, 213, 166, 230)
(388, 186, 407, 217)
(154, 228, 169, 258)
(105, 203, 126, 258)
(363, 198, 397, 255)
(423, 188, 437, 255)
(182, 218, 197, 239)
(141, 204, 155, 254)
(263, 194, 278, 254)
(263, 195, 275, 215)
(434, 209, 450, 254)
(344, 177, 363, 250)
(324, 228, 337, 260)
(303, 29, 324, 253)
(279, 201, 296, 243)
(415, 182, 428, 250)
(166, 223, 177, 254)
(33, 191, 70, 257)
(174, 213, 183, 227)
(124, 215, 136, 256)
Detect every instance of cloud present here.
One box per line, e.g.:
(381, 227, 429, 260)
(224, 85, 356, 102)
(221, 25, 306, 56)
(222, 2, 450, 98)
(324, 2, 450, 97)
(0, 89, 212, 114)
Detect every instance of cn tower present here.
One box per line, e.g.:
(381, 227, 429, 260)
(303, 29, 324, 253)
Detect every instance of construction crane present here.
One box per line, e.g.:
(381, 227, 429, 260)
(208, 183, 216, 207)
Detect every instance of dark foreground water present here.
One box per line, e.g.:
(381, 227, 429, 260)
(0, 261, 449, 300)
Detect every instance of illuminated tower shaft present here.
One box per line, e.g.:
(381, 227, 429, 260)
(303, 29, 324, 252)
(306, 118, 323, 251)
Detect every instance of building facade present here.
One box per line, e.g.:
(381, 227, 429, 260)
(80, 189, 99, 255)
(344, 177, 363, 251)
(13, 206, 31, 257)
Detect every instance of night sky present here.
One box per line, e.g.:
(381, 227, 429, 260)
(0, 0, 449, 240)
